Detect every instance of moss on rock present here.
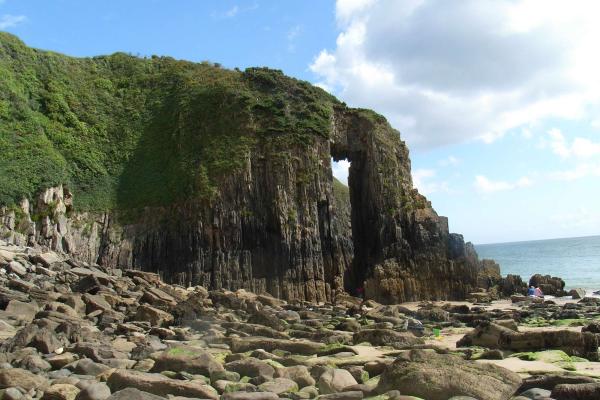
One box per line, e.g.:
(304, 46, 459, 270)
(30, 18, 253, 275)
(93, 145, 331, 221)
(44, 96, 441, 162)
(0, 32, 339, 211)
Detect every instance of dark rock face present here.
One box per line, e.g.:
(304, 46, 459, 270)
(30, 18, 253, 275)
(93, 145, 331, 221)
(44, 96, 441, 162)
(478, 259, 502, 289)
(498, 274, 528, 297)
(1, 108, 481, 304)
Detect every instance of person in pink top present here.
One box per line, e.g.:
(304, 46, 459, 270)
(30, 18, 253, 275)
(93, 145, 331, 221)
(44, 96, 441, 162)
(534, 286, 544, 297)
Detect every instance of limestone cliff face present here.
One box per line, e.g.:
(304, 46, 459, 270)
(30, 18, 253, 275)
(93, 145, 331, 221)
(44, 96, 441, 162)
(0, 106, 479, 303)
(0, 32, 483, 303)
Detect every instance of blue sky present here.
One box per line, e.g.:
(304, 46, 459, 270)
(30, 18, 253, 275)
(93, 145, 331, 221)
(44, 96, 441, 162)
(2, 0, 599, 244)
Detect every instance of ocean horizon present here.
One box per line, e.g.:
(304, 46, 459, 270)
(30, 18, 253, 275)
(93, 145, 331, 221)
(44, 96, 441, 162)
(475, 234, 600, 292)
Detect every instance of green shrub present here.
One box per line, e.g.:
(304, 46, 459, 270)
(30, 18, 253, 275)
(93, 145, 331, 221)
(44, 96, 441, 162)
(0, 32, 340, 214)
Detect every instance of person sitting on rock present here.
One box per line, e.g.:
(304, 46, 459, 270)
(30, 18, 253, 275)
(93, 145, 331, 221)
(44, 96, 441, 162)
(528, 286, 535, 296)
(534, 286, 544, 297)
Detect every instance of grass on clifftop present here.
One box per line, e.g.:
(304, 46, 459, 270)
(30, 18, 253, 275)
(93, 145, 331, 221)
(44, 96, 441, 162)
(0, 32, 340, 210)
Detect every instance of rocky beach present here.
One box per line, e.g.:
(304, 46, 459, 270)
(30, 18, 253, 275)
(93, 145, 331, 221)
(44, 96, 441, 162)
(1, 30, 600, 400)
(1, 241, 600, 400)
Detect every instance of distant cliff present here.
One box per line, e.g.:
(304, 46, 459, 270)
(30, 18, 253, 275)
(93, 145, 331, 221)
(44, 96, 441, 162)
(0, 32, 481, 303)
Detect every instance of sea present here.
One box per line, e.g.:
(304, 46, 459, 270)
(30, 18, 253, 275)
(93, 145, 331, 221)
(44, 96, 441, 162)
(475, 235, 600, 295)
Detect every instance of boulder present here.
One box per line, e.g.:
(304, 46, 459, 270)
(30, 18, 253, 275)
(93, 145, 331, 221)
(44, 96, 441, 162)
(209, 370, 240, 384)
(150, 346, 224, 375)
(258, 378, 298, 394)
(498, 274, 527, 297)
(135, 305, 173, 327)
(221, 393, 279, 400)
(68, 342, 128, 362)
(2, 387, 23, 400)
(74, 382, 112, 400)
(318, 369, 358, 394)
(41, 384, 80, 400)
(0, 249, 16, 263)
(74, 358, 112, 376)
(5, 300, 38, 322)
(16, 353, 52, 373)
(82, 294, 112, 313)
(376, 350, 521, 400)
(582, 322, 600, 334)
(569, 288, 586, 299)
(318, 392, 363, 400)
(247, 310, 286, 331)
(0, 323, 39, 352)
(72, 275, 103, 294)
(221, 322, 290, 339)
(58, 295, 86, 315)
(8, 278, 36, 293)
(7, 260, 27, 276)
(141, 288, 176, 308)
(275, 365, 315, 388)
(457, 321, 599, 360)
(0, 319, 16, 340)
(520, 374, 596, 391)
(353, 329, 423, 348)
(335, 319, 362, 333)
(106, 369, 218, 399)
(213, 380, 257, 393)
(105, 388, 163, 400)
(414, 307, 449, 322)
(477, 259, 502, 289)
(0, 368, 48, 390)
(229, 337, 322, 355)
(257, 294, 286, 308)
(224, 357, 275, 381)
(517, 388, 551, 400)
(123, 270, 161, 285)
(47, 353, 77, 370)
(44, 301, 80, 318)
(30, 327, 64, 354)
(32, 252, 62, 267)
(552, 383, 600, 400)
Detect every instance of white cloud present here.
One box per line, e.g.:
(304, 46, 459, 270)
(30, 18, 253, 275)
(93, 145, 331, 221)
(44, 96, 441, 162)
(412, 168, 448, 195)
(591, 118, 600, 129)
(521, 128, 533, 139)
(336, 0, 378, 24)
(549, 162, 600, 181)
(547, 128, 600, 159)
(311, 0, 600, 150)
(438, 155, 459, 167)
(0, 14, 26, 29)
(475, 175, 532, 193)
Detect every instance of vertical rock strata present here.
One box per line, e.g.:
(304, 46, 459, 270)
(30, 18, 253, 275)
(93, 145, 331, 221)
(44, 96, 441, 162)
(0, 32, 480, 303)
(1, 106, 478, 303)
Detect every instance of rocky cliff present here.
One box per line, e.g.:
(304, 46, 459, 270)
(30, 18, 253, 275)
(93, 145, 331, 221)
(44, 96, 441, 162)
(0, 32, 482, 303)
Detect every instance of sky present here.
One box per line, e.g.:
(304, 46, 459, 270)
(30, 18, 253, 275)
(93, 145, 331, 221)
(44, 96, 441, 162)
(1, 0, 599, 244)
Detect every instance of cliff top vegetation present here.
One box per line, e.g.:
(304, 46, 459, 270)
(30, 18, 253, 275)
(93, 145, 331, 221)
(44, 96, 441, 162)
(0, 32, 395, 211)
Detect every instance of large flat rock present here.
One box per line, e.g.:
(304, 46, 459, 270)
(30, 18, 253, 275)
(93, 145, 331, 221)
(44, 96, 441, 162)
(107, 369, 218, 399)
(377, 349, 521, 400)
